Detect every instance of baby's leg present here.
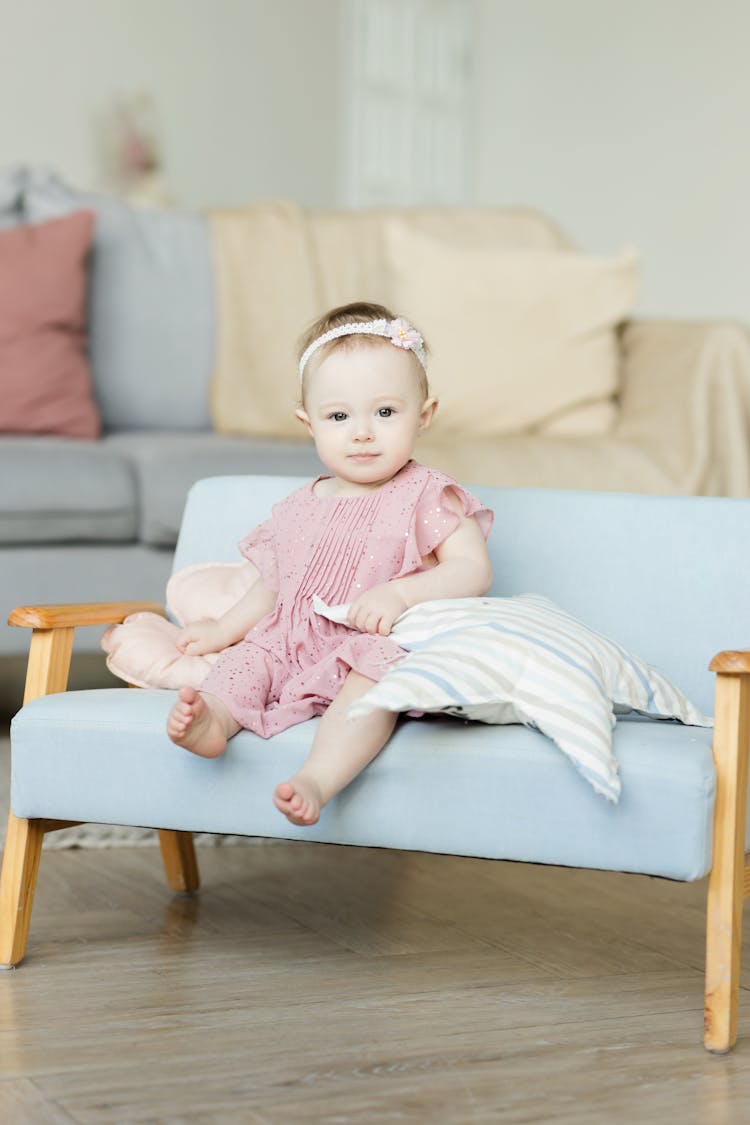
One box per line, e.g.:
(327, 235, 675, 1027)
(274, 670, 397, 826)
(167, 687, 240, 758)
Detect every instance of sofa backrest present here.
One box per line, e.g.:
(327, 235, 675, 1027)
(174, 475, 750, 717)
(22, 171, 572, 437)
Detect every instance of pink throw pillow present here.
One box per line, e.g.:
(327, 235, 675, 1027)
(166, 561, 258, 623)
(102, 562, 259, 690)
(0, 211, 101, 439)
(101, 612, 220, 690)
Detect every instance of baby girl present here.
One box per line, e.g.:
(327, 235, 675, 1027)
(167, 301, 493, 826)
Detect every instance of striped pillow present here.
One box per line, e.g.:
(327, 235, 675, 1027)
(342, 595, 712, 803)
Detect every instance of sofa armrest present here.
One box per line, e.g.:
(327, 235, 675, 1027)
(8, 601, 166, 630)
(8, 601, 166, 704)
(617, 319, 750, 496)
(710, 651, 750, 674)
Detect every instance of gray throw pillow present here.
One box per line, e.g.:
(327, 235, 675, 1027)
(24, 167, 215, 433)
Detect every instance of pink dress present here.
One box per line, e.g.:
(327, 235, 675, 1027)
(200, 460, 493, 737)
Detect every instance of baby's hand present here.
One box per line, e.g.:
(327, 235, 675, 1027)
(177, 619, 225, 656)
(347, 584, 408, 636)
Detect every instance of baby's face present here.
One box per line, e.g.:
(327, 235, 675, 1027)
(296, 341, 436, 493)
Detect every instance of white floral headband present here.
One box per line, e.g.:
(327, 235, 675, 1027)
(298, 317, 427, 382)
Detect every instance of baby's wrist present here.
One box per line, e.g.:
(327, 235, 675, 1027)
(388, 580, 411, 611)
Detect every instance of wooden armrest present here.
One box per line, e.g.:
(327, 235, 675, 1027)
(710, 651, 750, 674)
(7, 601, 166, 630)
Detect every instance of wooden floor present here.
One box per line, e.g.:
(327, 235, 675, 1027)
(1, 836, 750, 1124)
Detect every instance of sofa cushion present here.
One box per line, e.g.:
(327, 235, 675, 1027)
(308, 204, 572, 319)
(10, 687, 717, 881)
(208, 202, 320, 440)
(0, 211, 102, 440)
(24, 168, 214, 433)
(105, 432, 325, 547)
(384, 219, 637, 439)
(209, 203, 574, 442)
(0, 437, 136, 543)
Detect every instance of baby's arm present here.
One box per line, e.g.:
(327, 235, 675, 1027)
(178, 579, 278, 655)
(347, 491, 492, 636)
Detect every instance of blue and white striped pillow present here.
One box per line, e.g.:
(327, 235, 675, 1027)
(340, 595, 712, 803)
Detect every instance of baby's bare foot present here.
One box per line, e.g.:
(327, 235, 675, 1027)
(167, 687, 228, 758)
(273, 776, 325, 826)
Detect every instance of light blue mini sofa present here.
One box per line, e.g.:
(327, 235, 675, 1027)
(2, 477, 749, 1054)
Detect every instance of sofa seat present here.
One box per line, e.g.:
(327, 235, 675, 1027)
(0, 436, 136, 543)
(104, 432, 325, 547)
(10, 686, 717, 882)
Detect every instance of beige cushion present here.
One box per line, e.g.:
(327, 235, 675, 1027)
(383, 220, 637, 438)
(306, 205, 572, 312)
(209, 203, 319, 440)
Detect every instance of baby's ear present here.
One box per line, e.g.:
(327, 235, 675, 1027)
(419, 397, 439, 432)
(295, 408, 314, 437)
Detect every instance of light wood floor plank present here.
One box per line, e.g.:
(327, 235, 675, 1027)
(0, 1078, 76, 1124)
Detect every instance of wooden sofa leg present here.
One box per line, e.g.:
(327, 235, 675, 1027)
(704, 671, 750, 1052)
(158, 830, 200, 893)
(0, 812, 45, 968)
(0, 624, 76, 967)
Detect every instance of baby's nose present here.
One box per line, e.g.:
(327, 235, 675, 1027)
(352, 419, 374, 440)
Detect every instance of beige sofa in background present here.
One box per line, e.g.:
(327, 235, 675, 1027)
(210, 203, 750, 498)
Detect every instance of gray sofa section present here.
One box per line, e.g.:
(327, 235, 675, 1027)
(0, 168, 325, 659)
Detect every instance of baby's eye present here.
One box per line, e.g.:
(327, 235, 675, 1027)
(377, 407, 395, 418)
(328, 411, 348, 422)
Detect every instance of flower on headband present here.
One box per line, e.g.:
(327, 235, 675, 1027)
(387, 318, 423, 352)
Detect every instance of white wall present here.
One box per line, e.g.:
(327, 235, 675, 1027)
(473, 0, 750, 321)
(341, 0, 475, 206)
(0, 0, 341, 208)
(4, 0, 749, 322)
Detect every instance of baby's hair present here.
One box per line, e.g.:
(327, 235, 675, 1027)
(297, 301, 431, 405)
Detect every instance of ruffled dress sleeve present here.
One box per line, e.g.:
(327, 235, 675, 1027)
(238, 517, 279, 591)
(397, 468, 494, 578)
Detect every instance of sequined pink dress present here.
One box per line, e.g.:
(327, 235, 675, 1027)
(199, 460, 493, 737)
